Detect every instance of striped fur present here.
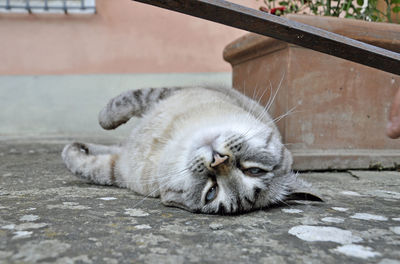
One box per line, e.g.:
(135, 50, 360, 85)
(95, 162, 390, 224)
(98, 87, 181, 130)
(62, 86, 316, 214)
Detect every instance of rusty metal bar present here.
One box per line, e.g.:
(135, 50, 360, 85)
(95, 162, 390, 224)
(132, 0, 400, 76)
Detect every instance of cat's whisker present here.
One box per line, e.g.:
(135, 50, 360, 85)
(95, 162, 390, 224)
(122, 169, 190, 208)
(117, 167, 190, 184)
(255, 84, 269, 106)
(252, 78, 286, 125)
(269, 106, 297, 125)
(254, 97, 274, 124)
(251, 82, 258, 101)
(264, 81, 274, 113)
(239, 102, 296, 143)
(266, 71, 286, 113)
(130, 186, 162, 209)
(252, 89, 271, 124)
(283, 142, 304, 147)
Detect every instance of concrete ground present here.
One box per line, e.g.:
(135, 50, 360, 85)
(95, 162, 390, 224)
(1, 137, 399, 264)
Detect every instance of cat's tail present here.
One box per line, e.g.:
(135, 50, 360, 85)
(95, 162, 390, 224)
(62, 142, 121, 186)
(98, 87, 181, 130)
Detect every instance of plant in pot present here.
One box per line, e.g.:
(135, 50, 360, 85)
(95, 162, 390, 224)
(258, 0, 400, 23)
(223, 0, 400, 170)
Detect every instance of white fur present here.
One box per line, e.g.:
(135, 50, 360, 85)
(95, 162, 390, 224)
(62, 86, 308, 214)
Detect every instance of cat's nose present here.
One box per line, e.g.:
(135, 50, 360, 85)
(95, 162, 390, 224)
(210, 151, 229, 168)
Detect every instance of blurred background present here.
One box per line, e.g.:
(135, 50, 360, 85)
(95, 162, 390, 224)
(0, 0, 257, 138)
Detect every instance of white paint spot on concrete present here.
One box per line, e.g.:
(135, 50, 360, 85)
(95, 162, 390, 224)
(389, 226, 400, 235)
(98, 197, 117, 201)
(282, 209, 303, 214)
(9, 148, 17, 153)
(135, 224, 152, 229)
(288, 225, 362, 244)
(12, 231, 33, 240)
(0, 251, 13, 259)
(0, 190, 10, 196)
(150, 247, 169, 254)
(124, 208, 149, 217)
(26, 208, 36, 211)
(341, 191, 362, 196)
(350, 213, 388, 221)
(384, 198, 398, 202)
(47, 202, 90, 210)
(12, 240, 71, 262)
(334, 244, 381, 259)
(209, 223, 224, 230)
(16, 223, 48, 230)
(2, 223, 48, 231)
(235, 228, 246, 233)
(54, 255, 93, 264)
(321, 217, 345, 223)
(331, 207, 349, 212)
(19, 215, 39, 222)
(102, 257, 118, 264)
(370, 190, 400, 200)
(1, 224, 16, 230)
(104, 211, 117, 217)
(379, 259, 400, 264)
(393, 218, 400, 222)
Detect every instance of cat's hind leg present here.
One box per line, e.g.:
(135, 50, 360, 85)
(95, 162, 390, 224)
(62, 142, 120, 186)
(98, 87, 181, 130)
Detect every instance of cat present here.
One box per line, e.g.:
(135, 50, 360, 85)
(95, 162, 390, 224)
(62, 85, 320, 214)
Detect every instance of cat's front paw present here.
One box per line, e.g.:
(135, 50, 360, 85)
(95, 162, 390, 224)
(62, 142, 89, 161)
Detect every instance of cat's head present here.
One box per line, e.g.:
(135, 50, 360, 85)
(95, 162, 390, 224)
(159, 117, 305, 214)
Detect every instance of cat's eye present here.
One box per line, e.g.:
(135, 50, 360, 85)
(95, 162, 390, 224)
(243, 167, 267, 177)
(205, 184, 218, 204)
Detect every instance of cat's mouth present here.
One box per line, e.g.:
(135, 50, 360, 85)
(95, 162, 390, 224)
(210, 151, 231, 175)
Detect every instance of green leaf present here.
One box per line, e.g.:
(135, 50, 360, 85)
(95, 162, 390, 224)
(278, 1, 289, 5)
(393, 6, 400, 12)
(391, 0, 400, 4)
(357, 0, 364, 6)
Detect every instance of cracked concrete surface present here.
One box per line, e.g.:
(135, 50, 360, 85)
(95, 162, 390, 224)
(1, 138, 399, 263)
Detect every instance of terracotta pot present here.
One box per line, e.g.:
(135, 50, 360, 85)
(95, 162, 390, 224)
(223, 14, 400, 170)
(377, 0, 400, 23)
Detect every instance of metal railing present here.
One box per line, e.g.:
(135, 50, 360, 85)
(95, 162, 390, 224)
(132, 0, 400, 76)
(0, 0, 96, 14)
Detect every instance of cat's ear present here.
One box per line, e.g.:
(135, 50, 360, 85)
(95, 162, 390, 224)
(285, 177, 324, 202)
(285, 192, 324, 202)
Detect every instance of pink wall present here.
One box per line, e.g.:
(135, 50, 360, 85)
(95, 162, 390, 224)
(0, 0, 258, 75)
